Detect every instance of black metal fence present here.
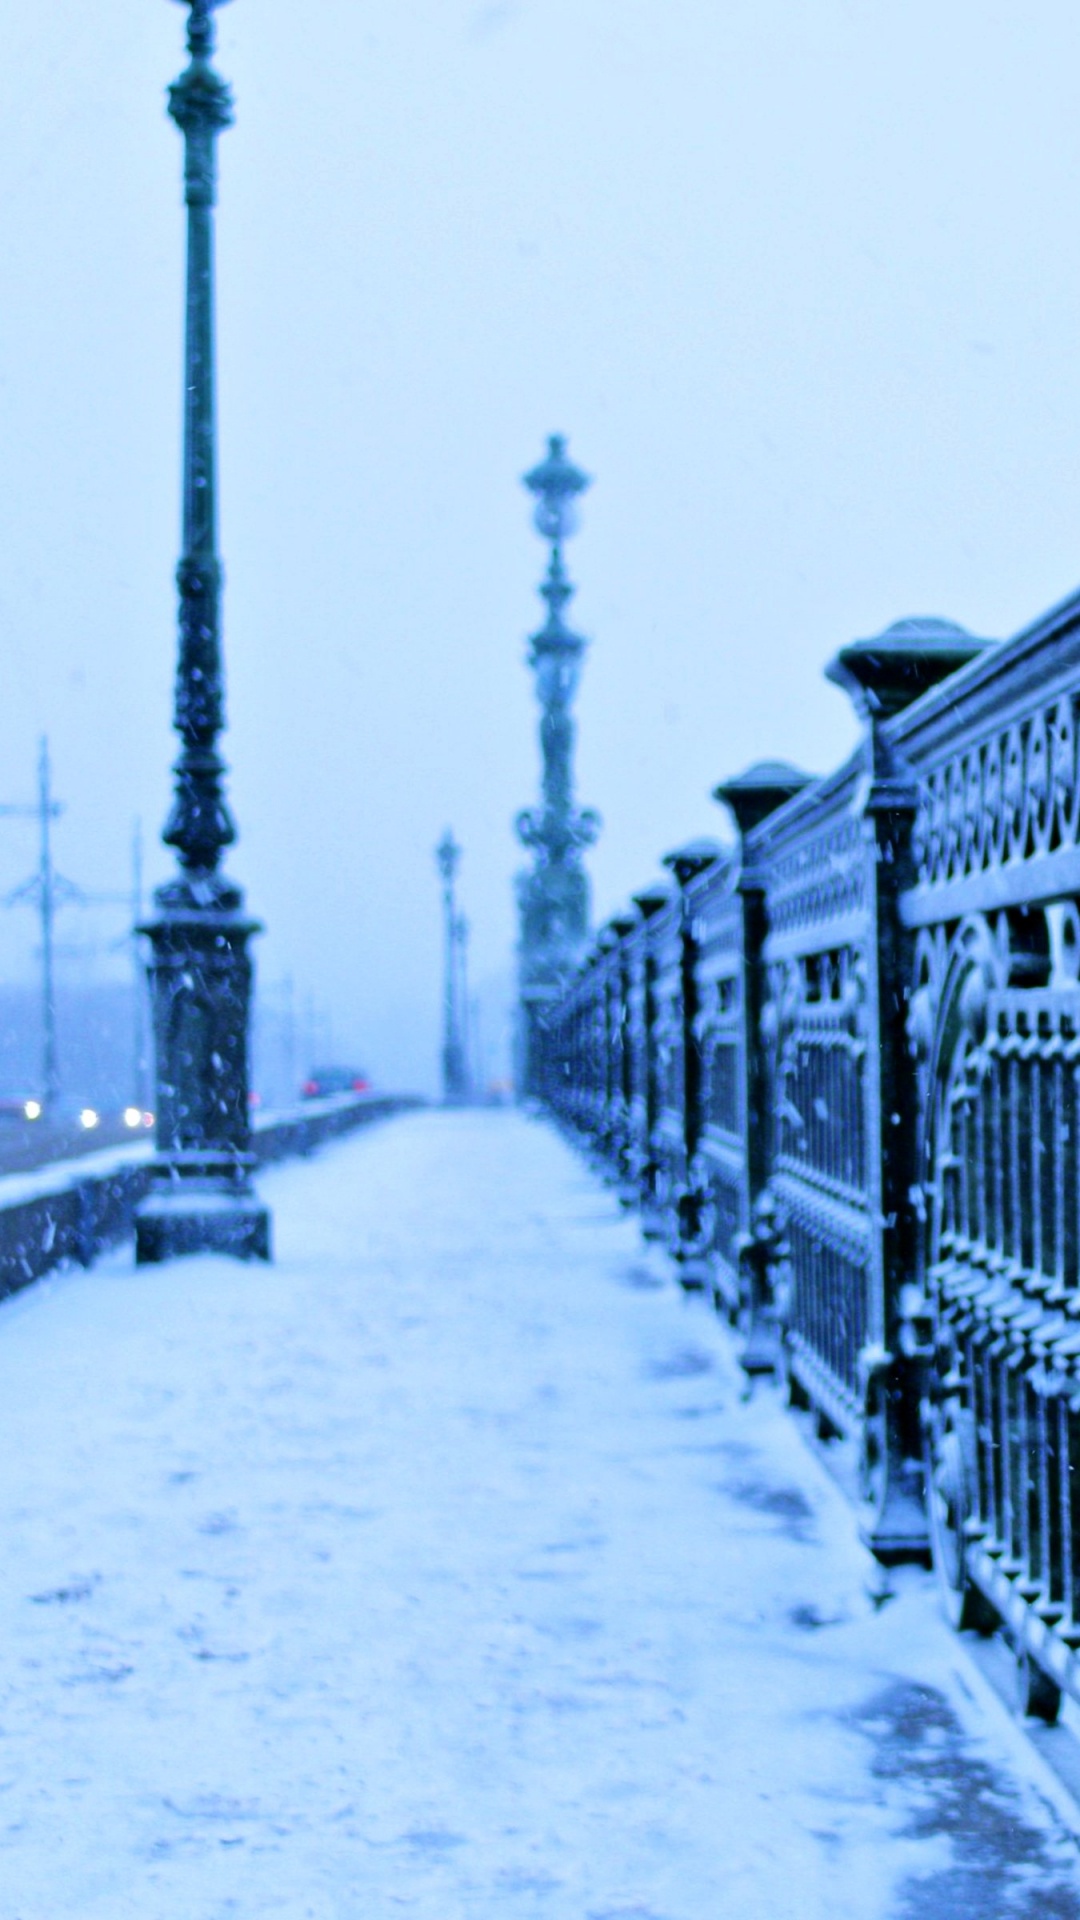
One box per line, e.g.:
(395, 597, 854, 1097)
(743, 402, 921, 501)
(0, 1092, 422, 1303)
(536, 597, 1080, 1723)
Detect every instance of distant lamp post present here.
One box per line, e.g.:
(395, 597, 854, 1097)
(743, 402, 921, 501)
(515, 435, 600, 1097)
(435, 830, 470, 1105)
(135, 0, 270, 1263)
(455, 907, 471, 1091)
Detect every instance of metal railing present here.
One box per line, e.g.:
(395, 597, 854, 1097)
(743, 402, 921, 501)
(536, 597, 1080, 1723)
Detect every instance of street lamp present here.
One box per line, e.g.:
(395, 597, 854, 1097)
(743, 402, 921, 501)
(135, 0, 270, 1263)
(435, 830, 470, 1106)
(515, 436, 600, 1097)
(454, 906, 471, 1094)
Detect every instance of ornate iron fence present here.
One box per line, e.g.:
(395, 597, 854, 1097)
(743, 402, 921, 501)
(889, 592, 1080, 1719)
(534, 594, 1080, 1721)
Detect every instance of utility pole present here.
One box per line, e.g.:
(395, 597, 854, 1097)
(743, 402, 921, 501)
(2, 738, 71, 1108)
(37, 739, 57, 1107)
(3, 753, 155, 1114)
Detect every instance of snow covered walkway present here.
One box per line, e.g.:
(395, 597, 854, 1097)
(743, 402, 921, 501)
(1, 1109, 1079, 1918)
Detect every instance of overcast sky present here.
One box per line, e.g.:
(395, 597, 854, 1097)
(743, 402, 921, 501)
(0, 1, 1077, 1093)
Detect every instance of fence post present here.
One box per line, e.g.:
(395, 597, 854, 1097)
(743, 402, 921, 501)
(661, 841, 721, 1287)
(825, 619, 988, 1559)
(609, 915, 637, 1197)
(714, 765, 812, 1371)
(629, 884, 671, 1218)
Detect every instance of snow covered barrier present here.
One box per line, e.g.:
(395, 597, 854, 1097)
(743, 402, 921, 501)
(539, 590, 1080, 1726)
(0, 1092, 422, 1299)
(251, 1091, 424, 1167)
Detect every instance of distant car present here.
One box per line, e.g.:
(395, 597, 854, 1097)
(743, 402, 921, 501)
(42, 1095, 103, 1132)
(0, 1098, 41, 1122)
(301, 1067, 370, 1099)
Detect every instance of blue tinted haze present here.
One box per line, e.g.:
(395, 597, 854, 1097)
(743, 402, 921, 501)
(0, 2, 1075, 1091)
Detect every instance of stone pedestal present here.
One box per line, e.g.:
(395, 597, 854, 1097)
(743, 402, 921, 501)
(135, 883, 270, 1264)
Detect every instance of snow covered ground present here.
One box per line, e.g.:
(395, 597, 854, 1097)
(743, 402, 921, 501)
(0, 1108, 1078, 1918)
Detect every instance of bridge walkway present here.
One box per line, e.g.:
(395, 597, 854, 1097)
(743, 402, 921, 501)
(0, 1109, 1077, 1918)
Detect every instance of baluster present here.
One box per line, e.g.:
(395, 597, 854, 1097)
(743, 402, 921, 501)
(808, 1231, 817, 1359)
(832, 1032, 842, 1185)
(822, 1238, 832, 1383)
(973, 1066, 987, 1253)
(968, 1330, 990, 1528)
(1029, 1040, 1043, 1280)
(998, 1352, 1014, 1561)
(1014, 1360, 1031, 1577)
(803, 1228, 814, 1359)
(1050, 1393, 1068, 1617)
(1045, 1052, 1060, 1305)
(1010, 1044, 1023, 1271)
(1035, 1385, 1054, 1607)
(982, 1341, 1000, 1546)
(989, 1043, 1004, 1265)
(1066, 1044, 1080, 1295)
(960, 1082, 974, 1248)
(840, 1036, 850, 1188)
(1066, 1401, 1080, 1633)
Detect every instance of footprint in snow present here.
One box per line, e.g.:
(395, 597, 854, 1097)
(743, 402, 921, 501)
(197, 1511, 240, 1536)
(645, 1347, 714, 1381)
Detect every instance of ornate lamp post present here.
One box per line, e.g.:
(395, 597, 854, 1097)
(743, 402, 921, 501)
(455, 907, 472, 1093)
(135, 0, 270, 1263)
(435, 830, 470, 1105)
(515, 435, 600, 1097)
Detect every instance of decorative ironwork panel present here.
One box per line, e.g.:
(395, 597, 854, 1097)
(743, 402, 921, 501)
(705, 1026, 741, 1137)
(913, 698, 1079, 892)
(893, 594, 1080, 1711)
(750, 769, 877, 1428)
(772, 950, 868, 1204)
(762, 812, 868, 951)
(786, 1221, 868, 1405)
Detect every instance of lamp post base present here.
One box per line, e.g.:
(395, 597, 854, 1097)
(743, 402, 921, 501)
(135, 1181, 271, 1264)
(138, 885, 270, 1267)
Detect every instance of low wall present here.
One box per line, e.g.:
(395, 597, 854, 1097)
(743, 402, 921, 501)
(0, 1092, 423, 1300)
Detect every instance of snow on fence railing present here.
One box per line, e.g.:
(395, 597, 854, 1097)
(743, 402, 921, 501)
(536, 587, 1080, 1726)
(0, 1092, 424, 1300)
